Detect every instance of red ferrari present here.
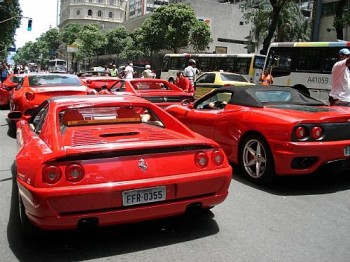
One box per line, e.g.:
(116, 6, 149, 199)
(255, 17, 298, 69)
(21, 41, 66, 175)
(8, 95, 232, 237)
(0, 74, 25, 109)
(165, 85, 350, 184)
(107, 78, 194, 107)
(79, 75, 120, 92)
(10, 73, 96, 119)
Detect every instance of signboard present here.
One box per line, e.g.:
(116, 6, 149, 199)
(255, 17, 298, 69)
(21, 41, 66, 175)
(67, 43, 79, 53)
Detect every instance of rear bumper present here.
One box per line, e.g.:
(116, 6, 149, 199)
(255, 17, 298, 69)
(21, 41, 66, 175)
(18, 167, 232, 230)
(271, 140, 350, 175)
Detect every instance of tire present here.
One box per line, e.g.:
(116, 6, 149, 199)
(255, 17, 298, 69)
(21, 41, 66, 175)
(18, 188, 41, 238)
(239, 134, 275, 184)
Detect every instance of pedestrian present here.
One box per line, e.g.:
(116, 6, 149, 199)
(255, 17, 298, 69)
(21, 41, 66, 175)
(110, 64, 118, 77)
(124, 62, 134, 79)
(142, 64, 155, 78)
(1, 63, 9, 83)
(183, 59, 198, 87)
(329, 48, 350, 106)
(175, 71, 194, 94)
(259, 69, 273, 86)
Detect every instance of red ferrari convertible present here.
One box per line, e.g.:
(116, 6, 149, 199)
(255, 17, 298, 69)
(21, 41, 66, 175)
(165, 85, 350, 184)
(107, 78, 194, 108)
(0, 74, 25, 109)
(10, 73, 96, 119)
(8, 95, 232, 237)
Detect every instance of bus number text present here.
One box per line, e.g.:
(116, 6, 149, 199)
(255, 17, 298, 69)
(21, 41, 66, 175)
(307, 77, 329, 85)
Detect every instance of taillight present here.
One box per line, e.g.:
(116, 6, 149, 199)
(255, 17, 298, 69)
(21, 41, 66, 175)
(211, 149, 225, 166)
(311, 126, 323, 140)
(42, 165, 62, 184)
(195, 151, 209, 168)
(65, 163, 85, 182)
(25, 92, 35, 101)
(294, 126, 307, 140)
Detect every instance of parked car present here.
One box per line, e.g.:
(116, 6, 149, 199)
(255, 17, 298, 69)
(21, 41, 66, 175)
(8, 95, 232, 237)
(10, 73, 96, 119)
(79, 76, 120, 92)
(194, 71, 254, 98)
(165, 85, 350, 184)
(107, 78, 195, 108)
(0, 74, 25, 109)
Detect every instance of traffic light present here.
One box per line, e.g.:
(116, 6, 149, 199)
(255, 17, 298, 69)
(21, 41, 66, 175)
(27, 19, 32, 31)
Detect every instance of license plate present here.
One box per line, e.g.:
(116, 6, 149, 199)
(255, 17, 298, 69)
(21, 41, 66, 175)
(122, 186, 166, 206)
(344, 146, 350, 156)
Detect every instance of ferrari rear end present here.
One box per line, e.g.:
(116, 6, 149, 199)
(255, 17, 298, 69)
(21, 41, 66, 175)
(17, 122, 232, 231)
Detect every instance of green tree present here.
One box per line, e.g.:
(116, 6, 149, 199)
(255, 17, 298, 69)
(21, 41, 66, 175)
(78, 24, 107, 64)
(141, 3, 212, 53)
(0, 0, 21, 58)
(240, 0, 311, 55)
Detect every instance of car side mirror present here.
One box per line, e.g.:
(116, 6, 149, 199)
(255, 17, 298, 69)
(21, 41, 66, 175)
(8, 111, 22, 120)
(181, 99, 193, 108)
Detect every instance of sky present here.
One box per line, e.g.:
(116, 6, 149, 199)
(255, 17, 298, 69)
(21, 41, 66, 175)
(15, 0, 58, 48)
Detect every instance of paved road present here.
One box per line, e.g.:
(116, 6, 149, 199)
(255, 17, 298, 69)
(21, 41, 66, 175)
(1, 109, 350, 262)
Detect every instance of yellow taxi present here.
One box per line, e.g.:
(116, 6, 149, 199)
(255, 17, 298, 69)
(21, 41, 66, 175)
(194, 71, 254, 98)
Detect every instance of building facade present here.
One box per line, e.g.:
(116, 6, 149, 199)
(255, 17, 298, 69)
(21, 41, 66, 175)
(58, 0, 128, 30)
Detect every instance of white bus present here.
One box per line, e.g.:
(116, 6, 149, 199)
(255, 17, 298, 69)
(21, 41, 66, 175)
(161, 53, 266, 84)
(48, 59, 68, 73)
(263, 41, 350, 102)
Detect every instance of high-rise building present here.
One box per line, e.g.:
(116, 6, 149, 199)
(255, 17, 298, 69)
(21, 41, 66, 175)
(58, 0, 128, 30)
(128, 0, 169, 19)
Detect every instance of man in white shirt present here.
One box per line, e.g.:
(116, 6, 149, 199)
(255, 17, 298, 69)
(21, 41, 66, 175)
(124, 62, 134, 79)
(330, 48, 350, 106)
(183, 59, 198, 87)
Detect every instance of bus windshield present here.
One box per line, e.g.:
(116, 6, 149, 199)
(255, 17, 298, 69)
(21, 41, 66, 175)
(161, 53, 266, 84)
(48, 59, 67, 73)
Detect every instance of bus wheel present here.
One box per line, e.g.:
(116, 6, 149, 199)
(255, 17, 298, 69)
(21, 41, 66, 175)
(292, 84, 310, 97)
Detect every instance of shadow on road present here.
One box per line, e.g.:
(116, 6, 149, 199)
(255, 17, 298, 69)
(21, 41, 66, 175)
(5, 118, 16, 139)
(233, 167, 350, 196)
(7, 163, 220, 262)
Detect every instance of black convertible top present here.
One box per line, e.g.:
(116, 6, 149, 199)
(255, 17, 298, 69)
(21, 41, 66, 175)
(201, 85, 325, 108)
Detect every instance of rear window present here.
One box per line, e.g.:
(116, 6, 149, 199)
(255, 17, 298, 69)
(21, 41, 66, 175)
(29, 75, 81, 87)
(131, 81, 171, 90)
(60, 106, 164, 129)
(220, 73, 248, 82)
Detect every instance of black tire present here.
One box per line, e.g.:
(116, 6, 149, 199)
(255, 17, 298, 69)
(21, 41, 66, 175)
(292, 84, 310, 97)
(18, 188, 41, 238)
(239, 134, 275, 184)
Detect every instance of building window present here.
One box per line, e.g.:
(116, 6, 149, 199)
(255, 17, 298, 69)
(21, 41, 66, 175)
(76, 10, 81, 15)
(89, 0, 93, 3)
(88, 9, 93, 16)
(110, 0, 115, 5)
(99, 0, 103, 3)
(109, 12, 113, 18)
(98, 10, 102, 17)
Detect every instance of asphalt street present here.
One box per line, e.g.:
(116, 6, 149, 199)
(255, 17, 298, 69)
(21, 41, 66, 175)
(1, 108, 350, 262)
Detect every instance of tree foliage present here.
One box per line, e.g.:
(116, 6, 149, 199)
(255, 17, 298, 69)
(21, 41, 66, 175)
(0, 0, 21, 58)
(240, 0, 311, 54)
(141, 3, 212, 53)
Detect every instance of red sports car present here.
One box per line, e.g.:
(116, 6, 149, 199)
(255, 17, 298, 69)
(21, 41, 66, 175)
(78, 74, 120, 92)
(165, 85, 350, 184)
(0, 74, 25, 109)
(108, 78, 194, 108)
(10, 73, 96, 119)
(8, 95, 232, 237)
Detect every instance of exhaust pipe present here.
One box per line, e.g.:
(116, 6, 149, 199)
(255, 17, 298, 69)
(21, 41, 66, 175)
(77, 217, 99, 231)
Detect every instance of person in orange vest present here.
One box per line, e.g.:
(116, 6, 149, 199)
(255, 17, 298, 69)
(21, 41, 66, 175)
(259, 69, 274, 86)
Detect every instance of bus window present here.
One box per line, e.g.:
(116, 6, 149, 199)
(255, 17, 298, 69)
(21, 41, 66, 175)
(297, 49, 322, 71)
(273, 55, 291, 72)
